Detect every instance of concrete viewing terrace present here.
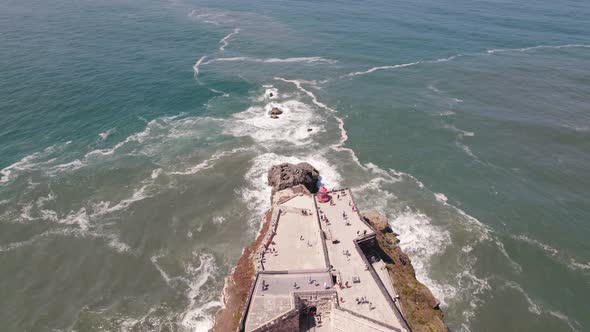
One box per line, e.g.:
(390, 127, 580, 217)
(243, 189, 410, 332)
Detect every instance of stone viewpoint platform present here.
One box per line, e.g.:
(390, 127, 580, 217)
(243, 188, 409, 332)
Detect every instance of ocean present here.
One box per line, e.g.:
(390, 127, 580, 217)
(1, 0, 589, 331)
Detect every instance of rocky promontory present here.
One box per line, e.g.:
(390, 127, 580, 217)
(267, 162, 319, 195)
(210, 164, 447, 332)
(363, 210, 448, 332)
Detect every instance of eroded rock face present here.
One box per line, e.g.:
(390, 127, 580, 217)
(363, 209, 391, 233)
(267, 162, 319, 194)
(363, 210, 447, 331)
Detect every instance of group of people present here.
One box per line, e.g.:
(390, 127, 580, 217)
(300, 209, 312, 216)
(355, 297, 374, 309)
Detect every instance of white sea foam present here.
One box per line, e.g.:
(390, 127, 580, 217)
(256, 86, 279, 102)
(0, 228, 83, 252)
(456, 141, 478, 159)
(98, 128, 115, 141)
(0, 150, 47, 184)
(513, 234, 559, 256)
(568, 259, 590, 271)
(392, 208, 456, 306)
(203, 56, 337, 65)
(61, 207, 90, 231)
(49, 159, 86, 173)
(180, 253, 222, 332)
(346, 61, 422, 77)
(495, 240, 523, 273)
(225, 99, 321, 146)
(548, 310, 582, 332)
(151, 168, 163, 179)
(345, 56, 457, 78)
(91, 184, 151, 216)
(171, 147, 253, 175)
(504, 280, 542, 315)
(193, 55, 207, 79)
(219, 28, 240, 51)
(486, 44, 590, 54)
(444, 124, 475, 137)
(208, 87, 229, 97)
(503, 280, 582, 330)
(273, 77, 362, 168)
(19, 203, 38, 222)
(212, 216, 225, 224)
(434, 192, 448, 203)
(346, 44, 590, 79)
(150, 253, 184, 286)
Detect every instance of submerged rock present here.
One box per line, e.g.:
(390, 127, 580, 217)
(267, 162, 319, 194)
(270, 114, 279, 119)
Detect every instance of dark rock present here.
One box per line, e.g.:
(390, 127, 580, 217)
(307, 128, 313, 132)
(270, 114, 279, 119)
(268, 162, 320, 194)
(269, 107, 283, 115)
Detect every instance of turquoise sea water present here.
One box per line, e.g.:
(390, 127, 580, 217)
(1, 0, 589, 331)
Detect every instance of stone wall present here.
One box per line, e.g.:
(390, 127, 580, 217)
(252, 309, 299, 332)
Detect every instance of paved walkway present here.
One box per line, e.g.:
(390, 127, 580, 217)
(316, 189, 405, 330)
(263, 195, 327, 271)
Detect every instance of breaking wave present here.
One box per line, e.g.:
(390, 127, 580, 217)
(344, 44, 590, 78)
(203, 56, 337, 65)
(219, 28, 240, 51)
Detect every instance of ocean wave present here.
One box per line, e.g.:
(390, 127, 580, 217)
(219, 28, 240, 51)
(503, 280, 542, 315)
(188, 10, 225, 26)
(345, 43, 590, 79)
(180, 253, 222, 332)
(345, 56, 457, 78)
(0, 228, 84, 252)
(513, 234, 559, 256)
(224, 90, 322, 146)
(568, 259, 590, 271)
(212, 216, 225, 224)
(203, 56, 337, 66)
(513, 234, 590, 273)
(486, 44, 590, 54)
(393, 208, 456, 306)
(495, 240, 524, 273)
(193, 55, 207, 79)
(0, 226, 131, 254)
(548, 310, 582, 332)
(98, 128, 116, 141)
(456, 141, 479, 160)
(170, 147, 253, 175)
(273, 77, 363, 168)
(434, 192, 448, 202)
(0, 143, 66, 184)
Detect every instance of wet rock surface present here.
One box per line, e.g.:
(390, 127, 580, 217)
(267, 162, 319, 194)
